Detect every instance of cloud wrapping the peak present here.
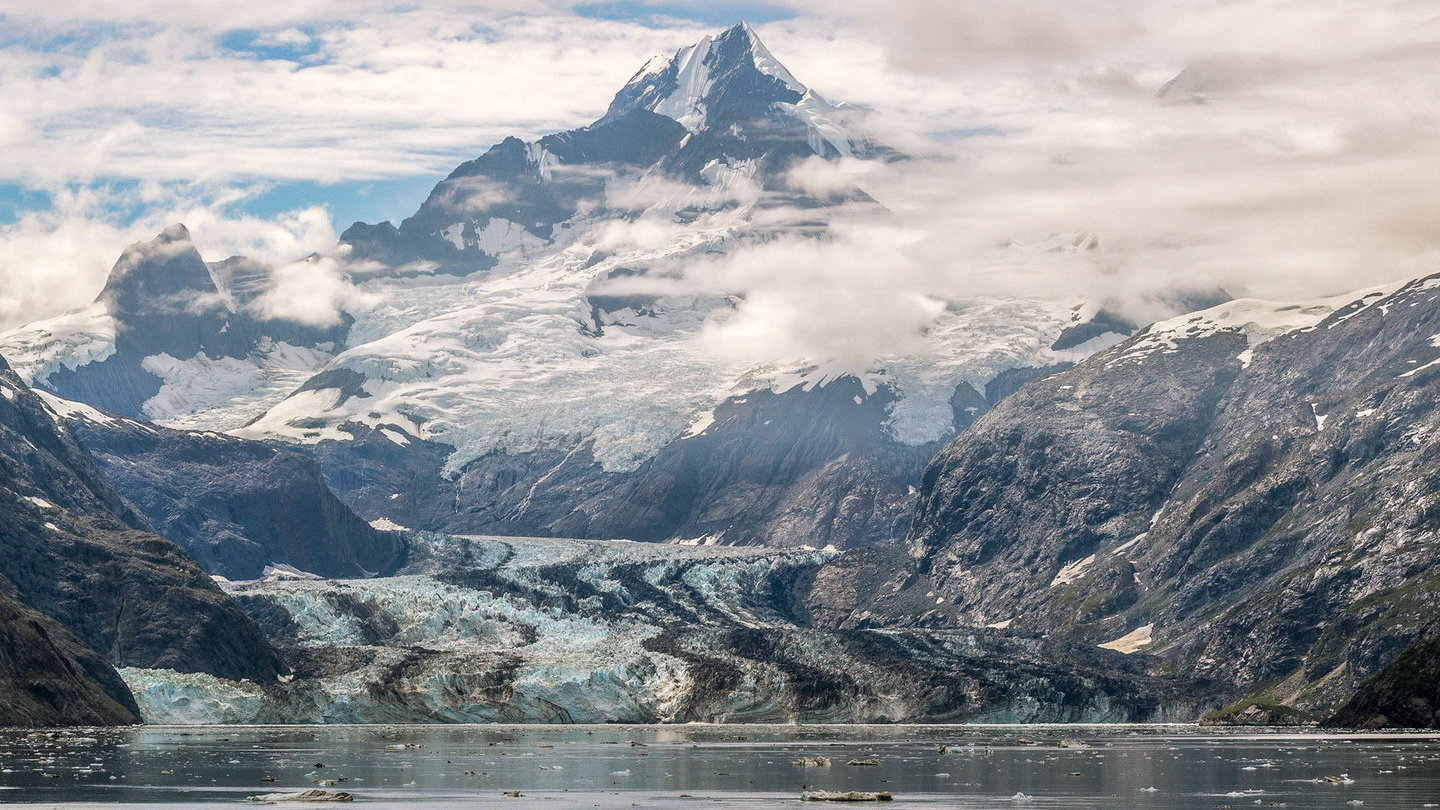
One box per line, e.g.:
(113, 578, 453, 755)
(253, 255, 373, 327)
(0, 184, 342, 330)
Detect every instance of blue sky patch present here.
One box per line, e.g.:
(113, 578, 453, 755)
(574, 1, 794, 27)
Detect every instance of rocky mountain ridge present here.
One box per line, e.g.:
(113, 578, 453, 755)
(874, 275, 1440, 716)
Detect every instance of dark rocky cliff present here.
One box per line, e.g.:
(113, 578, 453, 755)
(65, 412, 405, 581)
(887, 276, 1440, 713)
(1329, 621, 1440, 729)
(0, 354, 286, 723)
(0, 593, 140, 726)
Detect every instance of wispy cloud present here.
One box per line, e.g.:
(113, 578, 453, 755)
(0, 9, 709, 188)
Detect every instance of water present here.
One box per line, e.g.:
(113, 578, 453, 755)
(0, 725, 1437, 808)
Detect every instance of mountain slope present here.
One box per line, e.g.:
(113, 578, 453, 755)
(1328, 621, 1440, 728)
(0, 353, 287, 705)
(0, 593, 140, 727)
(884, 276, 1440, 712)
(47, 396, 406, 581)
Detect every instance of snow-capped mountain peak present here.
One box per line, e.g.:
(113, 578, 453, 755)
(600, 22, 810, 133)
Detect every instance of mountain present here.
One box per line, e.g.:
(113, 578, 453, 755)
(0, 352, 287, 722)
(340, 23, 885, 277)
(48, 395, 406, 581)
(0, 24, 1208, 554)
(0, 224, 345, 424)
(874, 275, 1440, 715)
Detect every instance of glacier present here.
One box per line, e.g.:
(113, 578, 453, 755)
(119, 533, 1219, 725)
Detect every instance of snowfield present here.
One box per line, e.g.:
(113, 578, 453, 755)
(229, 213, 1085, 474)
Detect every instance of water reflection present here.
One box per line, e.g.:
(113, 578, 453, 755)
(0, 725, 1436, 808)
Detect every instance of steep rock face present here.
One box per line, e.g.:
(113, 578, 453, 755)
(893, 278, 1440, 712)
(0, 354, 286, 694)
(0, 593, 140, 727)
(1328, 622, 1440, 729)
(122, 534, 1222, 724)
(55, 402, 405, 581)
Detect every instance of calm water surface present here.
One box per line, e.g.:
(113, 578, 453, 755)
(0, 725, 1437, 809)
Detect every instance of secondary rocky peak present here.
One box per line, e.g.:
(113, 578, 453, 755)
(599, 22, 809, 132)
(155, 222, 192, 243)
(95, 223, 220, 315)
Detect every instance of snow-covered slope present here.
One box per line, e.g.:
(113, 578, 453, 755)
(0, 224, 346, 425)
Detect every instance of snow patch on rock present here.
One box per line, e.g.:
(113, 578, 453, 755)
(1099, 624, 1155, 654)
(1051, 554, 1096, 587)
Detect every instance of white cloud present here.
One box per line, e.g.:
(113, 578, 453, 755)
(0, 190, 128, 330)
(0, 184, 344, 330)
(694, 229, 948, 366)
(0, 10, 710, 187)
(759, 0, 1440, 310)
(252, 255, 373, 327)
(785, 156, 882, 198)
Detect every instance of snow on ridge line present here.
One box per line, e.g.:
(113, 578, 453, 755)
(1109, 277, 1415, 368)
(643, 24, 810, 135)
(34, 390, 120, 427)
(650, 34, 716, 132)
(736, 22, 805, 93)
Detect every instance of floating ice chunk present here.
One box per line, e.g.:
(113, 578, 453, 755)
(248, 789, 354, 803)
(801, 791, 893, 802)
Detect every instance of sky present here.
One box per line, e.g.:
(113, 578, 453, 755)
(1, 0, 1438, 331)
